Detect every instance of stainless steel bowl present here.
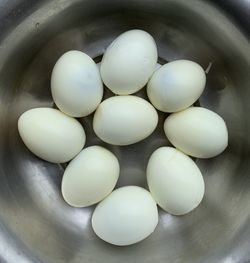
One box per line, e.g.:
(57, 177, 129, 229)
(1, 0, 250, 262)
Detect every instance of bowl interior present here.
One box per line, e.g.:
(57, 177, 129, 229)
(0, 0, 250, 262)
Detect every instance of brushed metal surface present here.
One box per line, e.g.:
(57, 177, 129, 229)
(0, 0, 250, 262)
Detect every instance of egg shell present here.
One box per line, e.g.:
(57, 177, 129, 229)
(51, 50, 103, 117)
(93, 95, 158, 145)
(154, 63, 162, 71)
(100, 29, 157, 95)
(18, 108, 86, 163)
(147, 60, 206, 112)
(164, 107, 228, 158)
(92, 186, 158, 246)
(147, 147, 205, 215)
(61, 146, 119, 207)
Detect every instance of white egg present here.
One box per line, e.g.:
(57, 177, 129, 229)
(97, 61, 101, 71)
(61, 146, 119, 207)
(100, 30, 157, 95)
(154, 63, 162, 71)
(51, 50, 103, 117)
(147, 147, 205, 215)
(147, 60, 206, 112)
(92, 186, 158, 246)
(18, 108, 86, 163)
(164, 107, 228, 158)
(93, 95, 158, 145)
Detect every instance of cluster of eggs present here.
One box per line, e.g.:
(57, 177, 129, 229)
(18, 30, 228, 246)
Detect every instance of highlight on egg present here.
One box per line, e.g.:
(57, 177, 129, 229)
(164, 107, 228, 158)
(91, 186, 159, 246)
(100, 29, 158, 95)
(147, 60, 206, 113)
(147, 147, 205, 215)
(51, 50, 103, 117)
(18, 108, 86, 163)
(93, 95, 158, 145)
(61, 146, 120, 207)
